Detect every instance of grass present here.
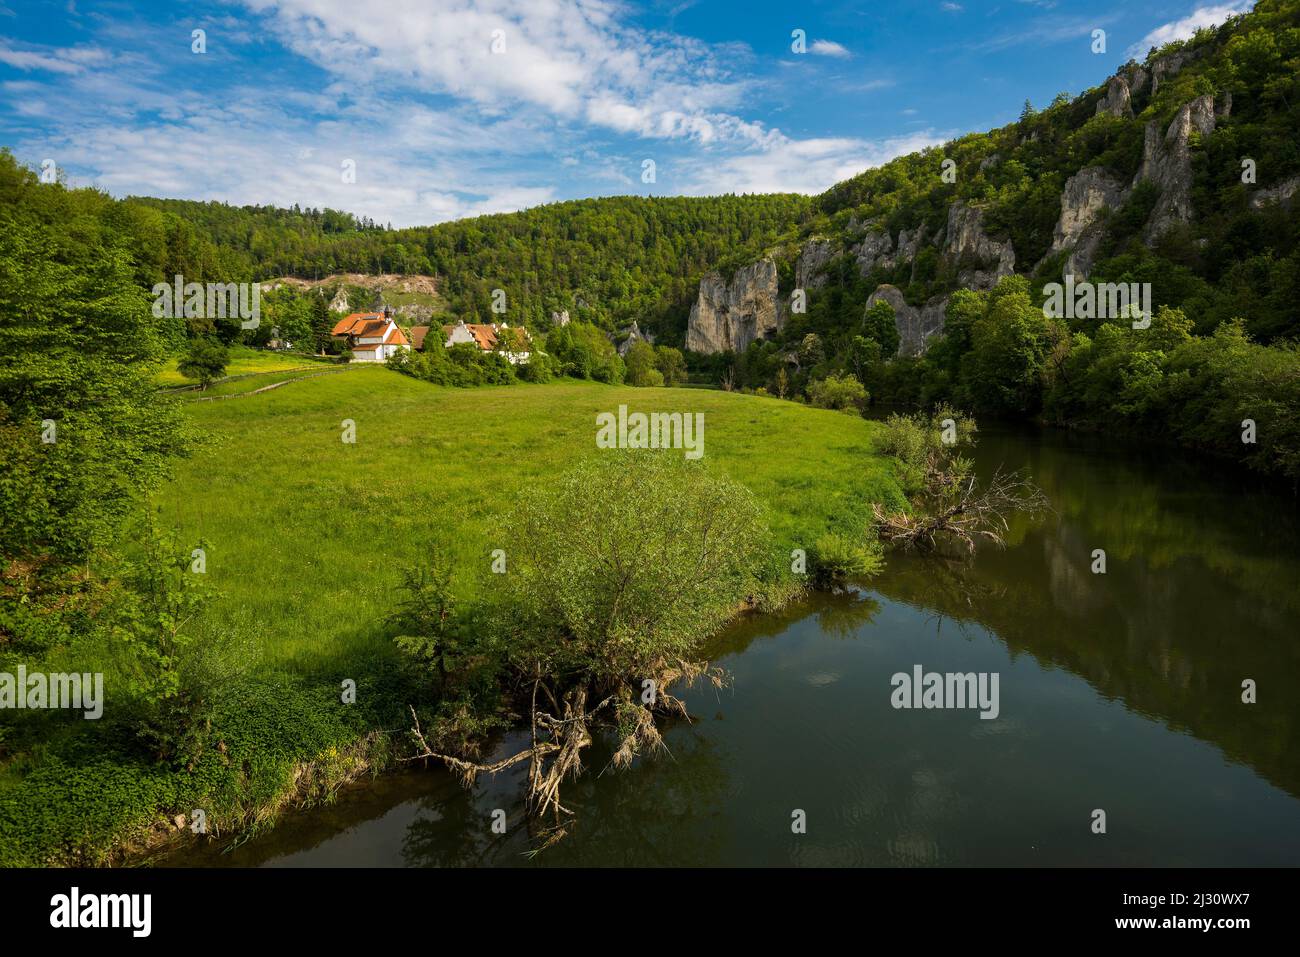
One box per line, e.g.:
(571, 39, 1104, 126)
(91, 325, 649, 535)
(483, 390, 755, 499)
(157, 367, 905, 673)
(0, 368, 904, 865)
(155, 346, 333, 387)
(184, 365, 350, 398)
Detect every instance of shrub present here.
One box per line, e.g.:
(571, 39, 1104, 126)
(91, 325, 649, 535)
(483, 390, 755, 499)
(808, 373, 868, 413)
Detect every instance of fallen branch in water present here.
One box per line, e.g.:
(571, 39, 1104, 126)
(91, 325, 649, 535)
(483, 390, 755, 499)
(874, 467, 1049, 553)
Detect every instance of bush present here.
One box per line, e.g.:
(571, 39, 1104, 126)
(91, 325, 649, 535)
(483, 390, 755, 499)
(499, 452, 769, 683)
(808, 373, 868, 413)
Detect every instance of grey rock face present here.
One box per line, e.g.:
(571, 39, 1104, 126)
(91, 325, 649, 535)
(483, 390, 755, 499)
(795, 238, 836, 290)
(328, 287, 349, 312)
(1135, 93, 1218, 242)
(1126, 63, 1149, 97)
(944, 202, 1015, 289)
(1095, 75, 1134, 118)
(550, 309, 570, 326)
(685, 257, 782, 354)
(617, 320, 654, 356)
(865, 284, 949, 357)
(895, 224, 928, 265)
(851, 226, 895, 276)
(1042, 167, 1128, 279)
(1250, 173, 1300, 210)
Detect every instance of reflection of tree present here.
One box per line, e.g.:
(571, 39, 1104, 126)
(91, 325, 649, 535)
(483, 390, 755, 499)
(529, 729, 730, 867)
(872, 423, 1300, 799)
(398, 727, 730, 867)
(815, 589, 882, 639)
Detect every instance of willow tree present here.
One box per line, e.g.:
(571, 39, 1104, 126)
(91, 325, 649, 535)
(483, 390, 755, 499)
(407, 451, 770, 844)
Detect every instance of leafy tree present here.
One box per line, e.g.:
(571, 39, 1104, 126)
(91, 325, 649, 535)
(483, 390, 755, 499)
(654, 345, 687, 385)
(863, 299, 901, 356)
(177, 338, 229, 390)
(625, 341, 662, 386)
(808, 373, 869, 413)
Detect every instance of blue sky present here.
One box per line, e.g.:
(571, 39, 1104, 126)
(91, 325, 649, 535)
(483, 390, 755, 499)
(0, 0, 1254, 227)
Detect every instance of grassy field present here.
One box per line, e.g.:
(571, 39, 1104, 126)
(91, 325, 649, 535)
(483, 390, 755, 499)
(1, 367, 905, 865)
(155, 346, 333, 387)
(157, 367, 905, 674)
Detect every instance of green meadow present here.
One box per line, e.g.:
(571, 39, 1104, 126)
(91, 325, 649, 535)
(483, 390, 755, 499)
(157, 366, 905, 674)
(155, 345, 329, 387)
(1, 365, 906, 865)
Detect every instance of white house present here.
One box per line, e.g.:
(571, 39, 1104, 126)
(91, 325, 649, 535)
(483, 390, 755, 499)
(441, 319, 531, 365)
(332, 306, 411, 363)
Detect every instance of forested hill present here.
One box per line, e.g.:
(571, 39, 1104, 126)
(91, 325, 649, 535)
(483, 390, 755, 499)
(774, 0, 1300, 346)
(129, 191, 812, 333)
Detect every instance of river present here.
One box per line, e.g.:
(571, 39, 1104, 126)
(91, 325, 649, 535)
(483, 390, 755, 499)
(162, 422, 1300, 867)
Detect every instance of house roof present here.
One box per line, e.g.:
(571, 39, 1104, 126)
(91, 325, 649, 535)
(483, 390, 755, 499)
(443, 322, 499, 351)
(334, 312, 409, 347)
(332, 312, 384, 336)
(410, 326, 431, 349)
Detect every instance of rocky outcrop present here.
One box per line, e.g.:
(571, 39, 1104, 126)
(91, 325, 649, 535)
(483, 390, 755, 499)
(1095, 75, 1134, 118)
(1135, 93, 1219, 242)
(795, 238, 836, 290)
(616, 320, 654, 356)
(1042, 167, 1128, 279)
(1126, 63, 1149, 97)
(865, 284, 949, 357)
(894, 224, 928, 266)
(851, 225, 895, 276)
(685, 258, 782, 354)
(394, 303, 433, 322)
(550, 309, 570, 326)
(1249, 174, 1300, 210)
(329, 287, 350, 312)
(943, 202, 1015, 289)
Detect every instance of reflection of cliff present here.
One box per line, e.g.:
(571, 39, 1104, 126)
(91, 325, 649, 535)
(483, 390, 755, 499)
(870, 424, 1300, 799)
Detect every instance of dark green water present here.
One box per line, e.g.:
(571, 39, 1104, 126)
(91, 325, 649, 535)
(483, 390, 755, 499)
(163, 424, 1300, 867)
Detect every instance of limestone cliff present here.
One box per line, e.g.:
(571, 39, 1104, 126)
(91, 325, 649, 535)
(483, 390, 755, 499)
(1042, 166, 1128, 278)
(685, 258, 782, 354)
(795, 239, 836, 290)
(1250, 173, 1300, 210)
(1135, 93, 1220, 242)
(943, 201, 1015, 289)
(1095, 75, 1134, 118)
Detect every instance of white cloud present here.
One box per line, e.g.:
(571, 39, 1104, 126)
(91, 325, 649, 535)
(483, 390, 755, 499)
(1126, 1, 1253, 59)
(810, 39, 852, 58)
(940, 3, 963, 12)
(0, 41, 106, 74)
(683, 130, 945, 196)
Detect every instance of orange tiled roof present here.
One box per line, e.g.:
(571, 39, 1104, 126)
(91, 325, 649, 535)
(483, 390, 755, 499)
(443, 322, 499, 351)
(410, 325, 430, 349)
(331, 311, 385, 336)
